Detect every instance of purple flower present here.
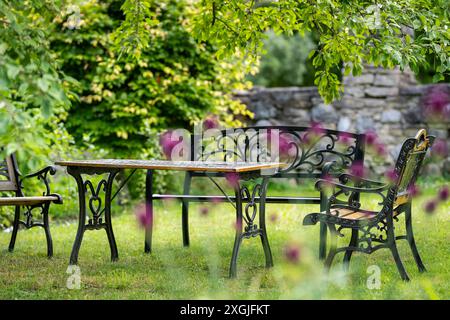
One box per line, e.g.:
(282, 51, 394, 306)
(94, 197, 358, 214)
(338, 132, 353, 145)
(365, 130, 378, 145)
(349, 161, 365, 178)
(374, 142, 387, 156)
(135, 204, 153, 229)
(423, 85, 450, 119)
(309, 121, 324, 135)
(203, 116, 219, 130)
(407, 184, 420, 198)
(199, 206, 209, 216)
(438, 186, 449, 201)
(225, 172, 240, 188)
(283, 243, 301, 264)
(159, 130, 179, 160)
(279, 135, 293, 156)
(432, 139, 449, 158)
(385, 168, 398, 183)
(424, 200, 437, 214)
(269, 213, 278, 223)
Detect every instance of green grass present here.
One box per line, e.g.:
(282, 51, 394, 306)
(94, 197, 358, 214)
(0, 179, 448, 300)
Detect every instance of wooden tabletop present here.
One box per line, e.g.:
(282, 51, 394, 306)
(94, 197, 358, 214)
(55, 159, 285, 173)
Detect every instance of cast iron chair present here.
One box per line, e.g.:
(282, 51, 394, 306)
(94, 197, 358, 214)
(0, 153, 62, 257)
(303, 129, 434, 281)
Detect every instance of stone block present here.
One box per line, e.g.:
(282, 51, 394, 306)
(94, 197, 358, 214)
(365, 87, 399, 97)
(381, 110, 402, 123)
(311, 103, 338, 123)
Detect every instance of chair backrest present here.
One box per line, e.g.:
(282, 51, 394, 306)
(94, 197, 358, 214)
(192, 126, 366, 178)
(392, 129, 435, 206)
(0, 153, 20, 192)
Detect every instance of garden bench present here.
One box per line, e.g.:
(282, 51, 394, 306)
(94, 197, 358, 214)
(303, 129, 434, 281)
(152, 126, 366, 259)
(0, 153, 62, 257)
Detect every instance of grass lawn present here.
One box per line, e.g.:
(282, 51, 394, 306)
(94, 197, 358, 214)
(0, 178, 448, 300)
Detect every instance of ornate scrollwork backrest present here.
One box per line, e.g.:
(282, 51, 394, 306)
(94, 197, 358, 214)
(391, 129, 434, 208)
(194, 126, 365, 176)
(0, 153, 19, 192)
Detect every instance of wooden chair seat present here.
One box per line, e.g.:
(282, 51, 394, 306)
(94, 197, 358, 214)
(0, 196, 61, 206)
(326, 207, 378, 220)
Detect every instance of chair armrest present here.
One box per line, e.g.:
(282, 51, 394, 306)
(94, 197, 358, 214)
(315, 179, 389, 194)
(20, 166, 58, 196)
(338, 173, 386, 188)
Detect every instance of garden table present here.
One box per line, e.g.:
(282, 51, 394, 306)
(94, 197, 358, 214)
(56, 159, 285, 277)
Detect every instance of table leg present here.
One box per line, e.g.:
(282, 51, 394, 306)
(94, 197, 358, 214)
(144, 169, 153, 253)
(67, 167, 120, 264)
(229, 176, 272, 278)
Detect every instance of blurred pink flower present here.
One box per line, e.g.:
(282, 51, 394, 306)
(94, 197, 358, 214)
(159, 130, 179, 160)
(203, 116, 219, 130)
(432, 139, 449, 158)
(225, 172, 240, 188)
(283, 243, 301, 264)
(438, 186, 449, 201)
(424, 200, 437, 214)
(374, 142, 387, 156)
(199, 206, 209, 216)
(385, 168, 398, 183)
(279, 135, 293, 156)
(135, 203, 153, 229)
(349, 161, 365, 178)
(269, 213, 278, 223)
(407, 184, 420, 198)
(365, 130, 378, 145)
(423, 85, 450, 119)
(233, 219, 243, 231)
(338, 132, 353, 145)
(309, 121, 324, 135)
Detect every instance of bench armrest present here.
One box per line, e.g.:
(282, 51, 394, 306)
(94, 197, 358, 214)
(20, 166, 59, 199)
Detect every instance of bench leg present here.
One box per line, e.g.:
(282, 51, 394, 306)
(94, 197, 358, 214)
(43, 204, 53, 258)
(324, 223, 338, 271)
(343, 228, 358, 271)
(319, 222, 327, 260)
(8, 205, 21, 253)
(405, 204, 426, 272)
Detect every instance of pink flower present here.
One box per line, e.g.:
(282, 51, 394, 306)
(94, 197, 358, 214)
(365, 131, 378, 145)
(309, 121, 324, 135)
(269, 213, 278, 223)
(159, 130, 179, 160)
(424, 200, 437, 214)
(432, 139, 449, 158)
(135, 203, 153, 229)
(438, 186, 449, 201)
(283, 243, 301, 264)
(279, 135, 293, 156)
(349, 161, 365, 178)
(225, 172, 240, 188)
(385, 168, 398, 183)
(199, 206, 209, 216)
(233, 219, 243, 231)
(407, 184, 420, 197)
(203, 116, 219, 130)
(423, 85, 450, 119)
(338, 132, 353, 145)
(374, 142, 387, 156)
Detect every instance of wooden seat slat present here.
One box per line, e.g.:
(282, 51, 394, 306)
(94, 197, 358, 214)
(0, 196, 60, 206)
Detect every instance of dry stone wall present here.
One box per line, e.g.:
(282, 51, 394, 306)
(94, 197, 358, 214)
(235, 66, 450, 175)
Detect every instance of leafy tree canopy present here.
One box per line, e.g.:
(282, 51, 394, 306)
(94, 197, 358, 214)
(116, 0, 450, 103)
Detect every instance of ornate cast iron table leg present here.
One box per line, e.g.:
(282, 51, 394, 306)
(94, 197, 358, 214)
(67, 166, 120, 265)
(144, 169, 153, 253)
(229, 175, 273, 278)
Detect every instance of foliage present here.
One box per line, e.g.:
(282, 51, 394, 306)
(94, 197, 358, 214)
(187, 0, 450, 103)
(51, 0, 251, 159)
(248, 30, 317, 87)
(0, 0, 73, 169)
